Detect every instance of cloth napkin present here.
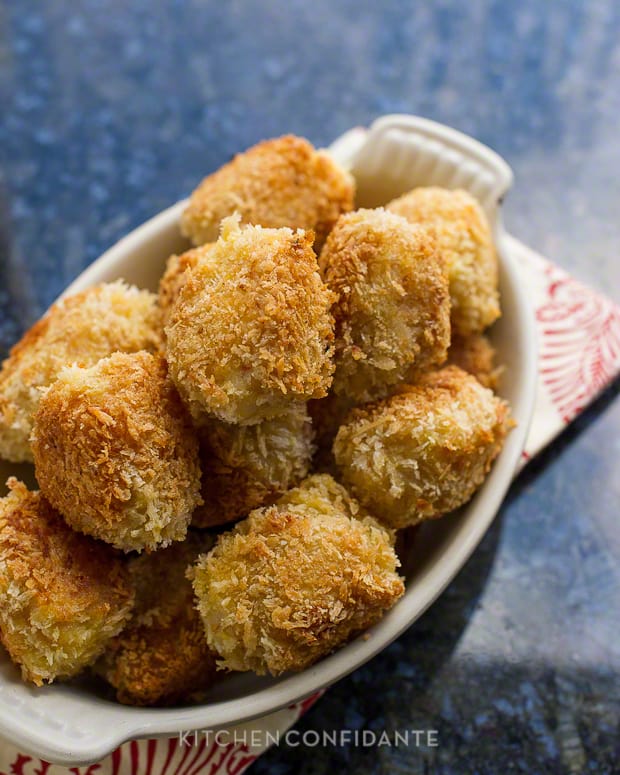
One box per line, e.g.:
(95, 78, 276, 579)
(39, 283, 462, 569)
(1, 237, 619, 774)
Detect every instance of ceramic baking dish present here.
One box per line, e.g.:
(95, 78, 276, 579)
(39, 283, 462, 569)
(0, 114, 537, 764)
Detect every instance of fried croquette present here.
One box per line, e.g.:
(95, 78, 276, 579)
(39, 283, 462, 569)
(319, 209, 450, 402)
(181, 135, 354, 250)
(193, 405, 314, 528)
(0, 281, 162, 463)
(447, 332, 502, 390)
(158, 246, 211, 323)
(333, 366, 512, 529)
(97, 533, 218, 706)
(191, 473, 404, 675)
(387, 187, 500, 336)
(0, 478, 133, 686)
(31, 352, 201, 552)
(166, 216, 336, 425)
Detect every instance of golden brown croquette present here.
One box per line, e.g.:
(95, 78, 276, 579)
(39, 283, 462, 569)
(447, 332, 502, 390)
(181, 135, 354, 250)
(387, 187, 500, 336)
(191, 474, 404, 675)
(165, 216, 336, 425)
(333, 366, 512, 529)
(97, 533, 218, 706)
(319, 209, 450, 402)
(31, 352, 201, 552)
(193, 405, 314, 528)
(0, 281, 162, 463)
(0, 478, 134, 686)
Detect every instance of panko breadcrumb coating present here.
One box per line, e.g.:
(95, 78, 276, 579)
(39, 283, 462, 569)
(387, 187, 500, 336)
(193, 406, 314, 528)
(192, 473, 404, 675)
(31, 352, 201, 552)
(181, 135, 354, 250)
(276, 472, 364, 520)
(0, 281, 162, 463)
(333, 366, 512, 529)
(158, 246, 211, 323)
(447, 332, 502, 390)
(0, 479, 133, 686)
(97, 533, 218, 706)
(166, 216, 335, 425)
(319, 209, 450, 402)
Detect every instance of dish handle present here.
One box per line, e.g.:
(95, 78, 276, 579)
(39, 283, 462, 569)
(328, 113, 513, 226)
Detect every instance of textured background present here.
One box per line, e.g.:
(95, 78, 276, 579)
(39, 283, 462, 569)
(1, 1, 619, 773)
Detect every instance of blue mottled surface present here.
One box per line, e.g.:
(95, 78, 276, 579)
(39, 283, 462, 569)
(1, 2, 619, 773)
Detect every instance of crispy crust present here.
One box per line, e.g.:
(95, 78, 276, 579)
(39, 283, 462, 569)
(193, 406, 314, 528)
(0, 479, 134, 685)
(387, 187, 500, 336)
(333, 366, 512, 528)
(158, 246, 212, 324)
(0, 281, 162, 463)
(180, 135, 354, 250)
(192, 474, 404, 675)
(31, 352, 201, 552)
(447, 332, 502, 390)
(97, 533, 218, 706)
(276, 472, 366, 520)
(166, 216, 336, 425)
(319, 209, 450, 402)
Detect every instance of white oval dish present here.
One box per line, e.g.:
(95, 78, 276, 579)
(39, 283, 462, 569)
(0, 115, 537, 764)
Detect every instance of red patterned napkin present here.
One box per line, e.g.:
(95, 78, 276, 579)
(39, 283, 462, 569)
(508, 236, 620, 464)
(1, 237, 618, 774)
